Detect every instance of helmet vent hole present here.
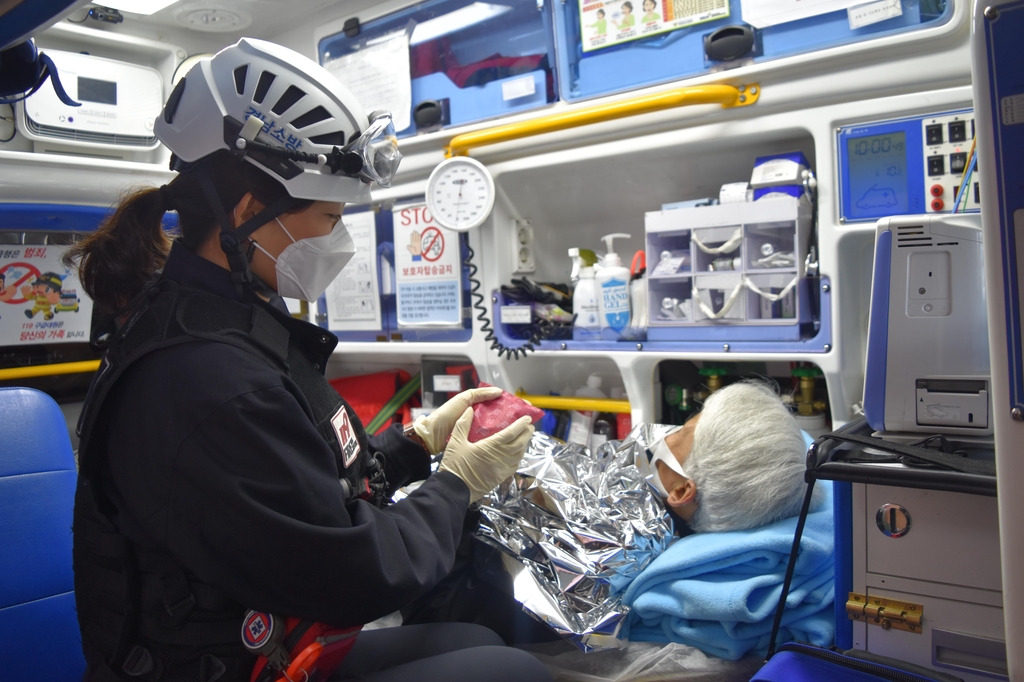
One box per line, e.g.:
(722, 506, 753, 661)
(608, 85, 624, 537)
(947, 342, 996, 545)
(233, 65, 248, 95)
(272, 85, 307, 115)
(291, 105, 332, 129)
(253, 71, 276, 104)
(310, 131, 347, 147)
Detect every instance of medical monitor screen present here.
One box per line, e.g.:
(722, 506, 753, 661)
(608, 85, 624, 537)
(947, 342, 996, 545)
(77, 77, 117, 105)
(846, 131, 907, 219)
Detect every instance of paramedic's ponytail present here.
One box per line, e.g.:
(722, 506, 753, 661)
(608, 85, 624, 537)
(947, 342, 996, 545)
(64, 186, 171, 315)
(64, 151, 313, 314)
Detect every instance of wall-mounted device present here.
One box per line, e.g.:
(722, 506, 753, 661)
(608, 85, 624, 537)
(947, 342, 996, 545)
(864, 213, 992, 436)
(16, 49, 163, 154)
(837, 109, 980, 223)
(426, 156, 496, 232)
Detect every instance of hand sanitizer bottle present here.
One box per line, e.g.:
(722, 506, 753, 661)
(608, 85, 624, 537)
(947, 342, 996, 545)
(569, 248, 600, 341)
(596, 233, 631, 341)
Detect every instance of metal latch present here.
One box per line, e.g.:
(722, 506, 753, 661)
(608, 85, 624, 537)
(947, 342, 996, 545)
(846, 592, 923, 633)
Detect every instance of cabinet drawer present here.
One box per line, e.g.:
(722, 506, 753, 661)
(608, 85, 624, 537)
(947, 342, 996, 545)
(864, 486, 1001, 591)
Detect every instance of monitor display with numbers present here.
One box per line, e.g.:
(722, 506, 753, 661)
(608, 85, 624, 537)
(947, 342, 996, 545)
(846, 131, 908, 220)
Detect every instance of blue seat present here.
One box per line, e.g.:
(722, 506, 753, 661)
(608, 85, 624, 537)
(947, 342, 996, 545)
(0, 387, 86, 681)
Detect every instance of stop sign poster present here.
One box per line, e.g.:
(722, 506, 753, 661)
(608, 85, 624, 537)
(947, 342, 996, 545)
(392, 203, 462, 327)
(0, 245, 94, 346)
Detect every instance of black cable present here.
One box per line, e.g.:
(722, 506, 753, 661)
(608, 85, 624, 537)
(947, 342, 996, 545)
(242, 136, 363, 176)
(464, 234, 538, 360)
(0, 104, 15, 143)
(765, 472, 818, 659)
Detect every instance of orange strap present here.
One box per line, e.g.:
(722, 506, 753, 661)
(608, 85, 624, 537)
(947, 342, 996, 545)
(630, 250, 647, 277)
(277, 641, 323, 682)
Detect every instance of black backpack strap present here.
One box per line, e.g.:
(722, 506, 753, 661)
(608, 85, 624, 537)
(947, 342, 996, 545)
(818, 431, 995, 477)
(765, 471, 819, 659)
(79, 281, 291, 468)
(74, 476, 148, 681)
(776, 642, 965, 682)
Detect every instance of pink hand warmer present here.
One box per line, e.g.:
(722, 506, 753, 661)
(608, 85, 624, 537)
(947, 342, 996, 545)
(468, 383, 545, 443)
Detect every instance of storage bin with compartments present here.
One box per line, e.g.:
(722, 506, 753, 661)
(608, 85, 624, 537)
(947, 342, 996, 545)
(645, 195, 815, 341)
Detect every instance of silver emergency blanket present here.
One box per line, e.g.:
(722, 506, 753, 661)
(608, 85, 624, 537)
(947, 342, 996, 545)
(476, 424, 676, 652)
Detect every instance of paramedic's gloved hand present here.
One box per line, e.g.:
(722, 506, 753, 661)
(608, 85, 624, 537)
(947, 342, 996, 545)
(412, 386, 502, 454)
(439, 408, 534, 502)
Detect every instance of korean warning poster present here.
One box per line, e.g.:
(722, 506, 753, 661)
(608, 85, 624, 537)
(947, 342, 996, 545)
(392, 203, 462, 327)
(0, 245, 93, 346)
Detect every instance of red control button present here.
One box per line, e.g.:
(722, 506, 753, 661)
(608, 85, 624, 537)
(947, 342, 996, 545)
(930, 184, 944, 197)
(931, 198, 945, 211)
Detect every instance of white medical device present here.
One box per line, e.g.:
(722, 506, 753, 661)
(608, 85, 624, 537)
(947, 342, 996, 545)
(16, 49, 163, 152)
(863, 213, 991, 435)
(426, 156, 496, 232)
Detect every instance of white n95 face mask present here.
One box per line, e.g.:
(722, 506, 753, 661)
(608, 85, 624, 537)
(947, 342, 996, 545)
(252, 218, 356, 301)
(647, 429, 690, 498)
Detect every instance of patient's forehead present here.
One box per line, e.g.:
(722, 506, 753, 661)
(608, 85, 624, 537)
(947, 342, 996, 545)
(667, 412, 701, 464)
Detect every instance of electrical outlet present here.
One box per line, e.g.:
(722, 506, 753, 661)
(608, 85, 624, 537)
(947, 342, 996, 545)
(511, 218, 535, 274)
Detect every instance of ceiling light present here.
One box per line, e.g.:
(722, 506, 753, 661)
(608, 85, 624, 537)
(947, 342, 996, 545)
(99, 0, 179, 15)
(174, 5, 252, 32)
(409, 3, 511, 46)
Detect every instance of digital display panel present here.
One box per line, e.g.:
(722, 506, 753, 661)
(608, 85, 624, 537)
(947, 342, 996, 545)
(846, 131, 907, 219)
(77, 77, 117, 105)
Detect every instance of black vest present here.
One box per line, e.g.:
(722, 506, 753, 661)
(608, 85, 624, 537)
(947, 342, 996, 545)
(73, 279, 387, 682)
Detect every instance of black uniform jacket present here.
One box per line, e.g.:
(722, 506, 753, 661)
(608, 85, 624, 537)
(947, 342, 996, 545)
(97, 242, 470, 627)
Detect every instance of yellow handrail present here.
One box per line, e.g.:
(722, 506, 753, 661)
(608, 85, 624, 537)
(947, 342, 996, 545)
(0, 359, 101, 382)
(516, 391, 631, 414)
(445, 83, 759, 157)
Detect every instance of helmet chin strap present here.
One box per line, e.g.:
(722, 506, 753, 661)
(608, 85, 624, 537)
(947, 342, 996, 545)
(195, 163, 303, 299)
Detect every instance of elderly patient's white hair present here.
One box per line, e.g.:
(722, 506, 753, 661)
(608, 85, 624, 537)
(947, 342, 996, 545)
(687, 380, 812, 533)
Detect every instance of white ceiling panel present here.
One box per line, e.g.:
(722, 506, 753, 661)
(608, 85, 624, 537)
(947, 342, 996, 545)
(69, 0, 376, 42)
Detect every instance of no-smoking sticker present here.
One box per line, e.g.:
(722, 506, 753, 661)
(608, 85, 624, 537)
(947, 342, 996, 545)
(0, 262, 42, 305)
(392, 203, 462, 326)
(0, 260, 42, 303)
(419, 227, 444, 262)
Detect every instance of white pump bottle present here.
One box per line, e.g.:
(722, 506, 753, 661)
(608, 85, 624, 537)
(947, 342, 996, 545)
(569, 248, 600, 341)
(596, 233, 632, 341)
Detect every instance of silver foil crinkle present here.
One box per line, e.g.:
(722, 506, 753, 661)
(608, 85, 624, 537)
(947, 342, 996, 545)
(476, 424, 676, 652)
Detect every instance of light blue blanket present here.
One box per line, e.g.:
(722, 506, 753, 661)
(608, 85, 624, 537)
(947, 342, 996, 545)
(622, 480, 835, 660)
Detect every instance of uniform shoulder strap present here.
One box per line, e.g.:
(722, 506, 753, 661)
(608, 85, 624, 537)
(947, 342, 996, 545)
(175, 290, 290, 368)
(77, 281, 292, 475)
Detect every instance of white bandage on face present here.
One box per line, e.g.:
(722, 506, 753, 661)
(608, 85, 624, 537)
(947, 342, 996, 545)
(647, 429, 690, 498)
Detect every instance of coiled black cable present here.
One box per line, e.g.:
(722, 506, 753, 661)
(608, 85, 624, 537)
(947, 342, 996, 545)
(464, 234, 540, 360)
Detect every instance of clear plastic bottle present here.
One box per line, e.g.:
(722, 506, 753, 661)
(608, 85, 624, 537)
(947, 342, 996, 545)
(569, 248, 600, 341)
(575, 374, 607, 399)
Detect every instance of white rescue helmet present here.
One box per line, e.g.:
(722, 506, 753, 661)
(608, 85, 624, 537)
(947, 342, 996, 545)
(154, 38, 401, 204)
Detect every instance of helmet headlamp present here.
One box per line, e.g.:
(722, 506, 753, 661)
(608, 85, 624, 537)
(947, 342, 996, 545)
(343, 111, 401, 188)
(231, 110, 402, 189)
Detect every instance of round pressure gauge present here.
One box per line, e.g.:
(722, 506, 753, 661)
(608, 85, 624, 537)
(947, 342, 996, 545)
(425, 156, 496, 232)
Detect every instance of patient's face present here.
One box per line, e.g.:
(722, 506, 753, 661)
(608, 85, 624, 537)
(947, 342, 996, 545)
(655, 412, 701, 493)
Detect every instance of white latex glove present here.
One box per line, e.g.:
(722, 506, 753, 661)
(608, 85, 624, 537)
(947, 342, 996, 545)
(412, 386, 503, 455)
(439, 408, 535, 502)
